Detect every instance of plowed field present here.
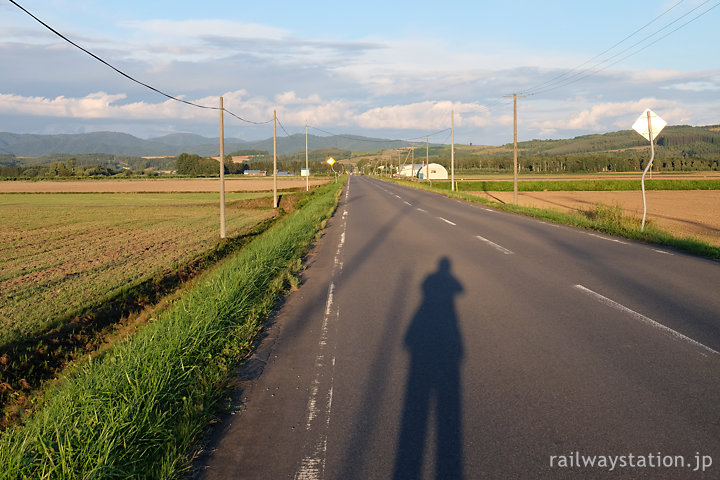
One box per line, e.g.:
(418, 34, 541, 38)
(469, 190, 720, 246)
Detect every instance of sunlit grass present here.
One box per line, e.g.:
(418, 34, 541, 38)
(0, 180, 344, 478)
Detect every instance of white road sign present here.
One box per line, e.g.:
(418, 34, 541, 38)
(632, 108, 666, 142)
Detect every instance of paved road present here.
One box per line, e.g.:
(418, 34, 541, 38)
(197, 175, 720, 479)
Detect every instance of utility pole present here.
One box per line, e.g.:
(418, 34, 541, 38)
(273, 109, 278, 208)
(426, 135, 430, 183)
(504, 93, 525, 204)
(305, 121, 309, 192)
(451, 109, 455, 191)
(219, 96, 226, 239)
(411, 145, 415, 177)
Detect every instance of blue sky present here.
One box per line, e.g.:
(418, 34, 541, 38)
(1, 0, 718, 145)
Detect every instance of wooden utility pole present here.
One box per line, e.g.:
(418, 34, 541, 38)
(411, 145, 415, 177)
(219, 96, 226, 239)
(273, 109, 278, 208)
(451, 109, 455, 191)
(426, 135, 430, 183)
(504, 93, 525, 204)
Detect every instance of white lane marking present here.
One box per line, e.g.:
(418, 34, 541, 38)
(438, 217, 456, 226)
(475, 235, 513, 255)
(574, 284, 718, 357)
(404, 201, 412, 206)
(587, 233, 629, 245)
(394, 194, 401, 199)
(653, 249, 673, 255)
(416, 208, 426, 213)
(295, 182, 348, 480)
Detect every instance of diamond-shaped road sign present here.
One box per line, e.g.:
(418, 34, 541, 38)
(632, 108, 667, 142)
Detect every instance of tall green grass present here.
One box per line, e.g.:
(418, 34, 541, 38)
(0, 180, 344, 479)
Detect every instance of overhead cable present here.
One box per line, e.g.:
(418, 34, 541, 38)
(519, 0, 687, 96)
(519, 0, 719, 97)
(8, 0, 272, 125)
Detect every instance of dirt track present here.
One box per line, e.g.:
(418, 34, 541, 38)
(0, 178, 329, 193)
(471, 190, 720, 246)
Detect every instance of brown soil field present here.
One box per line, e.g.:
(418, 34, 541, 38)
(470, 190, 720, 246)
(0, 177, 329, 193)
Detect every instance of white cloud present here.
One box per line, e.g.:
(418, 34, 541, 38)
(0, 91, 206, 120)
(121, 19, 288, 42)
(532, 97, 684, 132)
(354, 101, 491, 129)
(0, 91, 494, 133)
(664, 80, 720, 92)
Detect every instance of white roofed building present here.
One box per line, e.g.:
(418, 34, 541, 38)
(397, 163, 448, 180)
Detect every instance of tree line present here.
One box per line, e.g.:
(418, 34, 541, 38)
(174, 148, 349, 176)
(0, 158, 126, 178)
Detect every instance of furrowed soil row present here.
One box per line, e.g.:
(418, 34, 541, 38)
(0, 191, 305, 427)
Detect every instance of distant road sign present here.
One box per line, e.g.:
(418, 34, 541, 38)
(632, 109, 666, 142)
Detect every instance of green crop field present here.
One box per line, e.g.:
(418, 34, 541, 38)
(0, 192, 273, 346)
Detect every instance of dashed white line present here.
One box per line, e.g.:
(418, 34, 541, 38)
(653, 249, 673, 255)
(574, 284, 718, 357)
(295, 179, 348, 479)
(587, 233, 629, 245)
(438, 217, 456, 226)
(404, 201, 412, 206)
(475, 235, 513, 255)
(416, 208, 426, 213)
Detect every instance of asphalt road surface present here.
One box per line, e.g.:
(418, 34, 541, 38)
(197, 175, 720, 479)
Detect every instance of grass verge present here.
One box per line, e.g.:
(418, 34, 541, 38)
(388, 178, 720, 260)
(0, 179, 344, 479)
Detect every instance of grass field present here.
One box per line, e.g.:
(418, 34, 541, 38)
(0, 180, 344, 479)
(0, 192, 273, 345)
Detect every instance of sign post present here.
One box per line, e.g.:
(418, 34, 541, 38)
(327, 157, 337, 183)
(632, 108, 666, 232)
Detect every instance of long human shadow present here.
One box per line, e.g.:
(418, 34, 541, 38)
(393, 257, 464, 480)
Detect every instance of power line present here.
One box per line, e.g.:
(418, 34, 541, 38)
(8, 0, 272, 125)
(519, 0, 719, 97)
(276, 117, 292, 137)
(519, 0, 686, 96)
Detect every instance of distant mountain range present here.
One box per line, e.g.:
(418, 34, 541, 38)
(3, 125, 719, 159)
(0, 131, 413, 157)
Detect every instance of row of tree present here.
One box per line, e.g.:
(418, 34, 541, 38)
(174, 149, 349, 177)
(0, 158, 128, 178)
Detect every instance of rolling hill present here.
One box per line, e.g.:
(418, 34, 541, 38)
(0, 131, 413, 157)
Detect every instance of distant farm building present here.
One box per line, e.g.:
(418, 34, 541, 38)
(244, 170, 266, 176)
(398, 163, 448, 180)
